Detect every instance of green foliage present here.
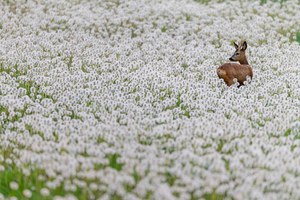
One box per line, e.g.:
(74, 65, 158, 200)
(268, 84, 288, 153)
(0, 63, 55, 103)
(123, 170, 141, 193)
(194, 0, 287, 5)
(132, 170, 141, 184)
(194, 0, 211, 4)
(0, 148, 103, 199)
(25, 124, 45, 139)
(181, 63, 189, 69)
(185, 14, 191, 21)
(131, 29, 137, 38)
(161, 26, 167, 33)
(222, 157, 230, 171)
(97, 136, 106, 144)
(0, 148, 48, 199)
(0, 165, 46, 199)
(217, 139, 225, 152)
(67, 55, 73, 69)
(19, 81, 37, 97)
(52, 132, 59, 142)
(107, 153, 123, 171)
(164, 172, 177, 186)
(296, 32, 300, 44)
(260, 0, 267, 4)
(203, 192, 228, 200)
(0, 165, 92, 200)
(0, 63, 24, 77)
(0, 105, 9, 116)
(284, 128, 292, 137)
(260, 0, 287, 5)
(138, 136, 152, 146)
(81, 64, 88, 73)
(69, 110, 82, 120)
(0, 105, 29, 130)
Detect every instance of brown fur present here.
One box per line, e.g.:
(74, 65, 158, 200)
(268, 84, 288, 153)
(217, 40, 253, 86)
(217, 63, 253, 86)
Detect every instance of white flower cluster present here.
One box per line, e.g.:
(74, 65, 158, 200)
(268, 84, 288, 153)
(0, 0, 300, 199)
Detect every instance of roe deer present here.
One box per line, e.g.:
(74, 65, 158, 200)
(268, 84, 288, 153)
(217, 40, 253, 86)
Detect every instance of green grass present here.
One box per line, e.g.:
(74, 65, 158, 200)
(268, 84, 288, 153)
(194, 0, 211, 4)
(0, 63, 55, 104)
(259, 0, 287, 5)
(25, 124, 45, 139)
(181, 63, 189, 69)
(138, 136, 153, 146)
(0, 165, 74, 200)
(222, 157, 230, 172)
(0, 148, 116, 199)
(124, 170, 142, 193)
(296, 32, 300, 44)
(260, 0, 267, 4)
(194, 0, 287, 6)
(69, 110, 82, 120)
(164, 172, 177, 186)
(0, 104, 29, 130)
(0, 164, 95, 200)
(284, 128, 292, 137)
(161, 93, 190, 118)
(67, 55, 73, 69)
(161, 26, 167, 33)
(216, 139, 225, 152)
(96, 136, 106, 144)
(0, 105, 9, 116)
(0, 148, 51, 199)
(93, 153, 124, 171)
(203, 192, 229, 200)
(107, 153, 123, 171)
(190, 191, 230, 200)
(18, 79, 55, 102)
(0, 63, 25, 77)
(185, 14, 192, 21)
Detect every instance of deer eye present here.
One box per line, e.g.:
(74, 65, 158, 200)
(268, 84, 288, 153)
(235, 52, 240, 55)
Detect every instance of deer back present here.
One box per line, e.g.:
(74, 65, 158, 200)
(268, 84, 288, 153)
(217, 63, 253, 86)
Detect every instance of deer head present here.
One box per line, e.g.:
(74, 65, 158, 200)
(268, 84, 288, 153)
(229, 41, 248, 65)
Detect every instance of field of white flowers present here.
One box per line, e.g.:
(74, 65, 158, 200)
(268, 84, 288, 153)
(0, 0, 300, 199)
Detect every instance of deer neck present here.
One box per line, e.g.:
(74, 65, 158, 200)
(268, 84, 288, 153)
(239, 55, 249, 65)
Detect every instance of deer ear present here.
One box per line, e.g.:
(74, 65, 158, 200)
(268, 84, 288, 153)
(241, 41, 247, 51)
(233, 42, 238, 49)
